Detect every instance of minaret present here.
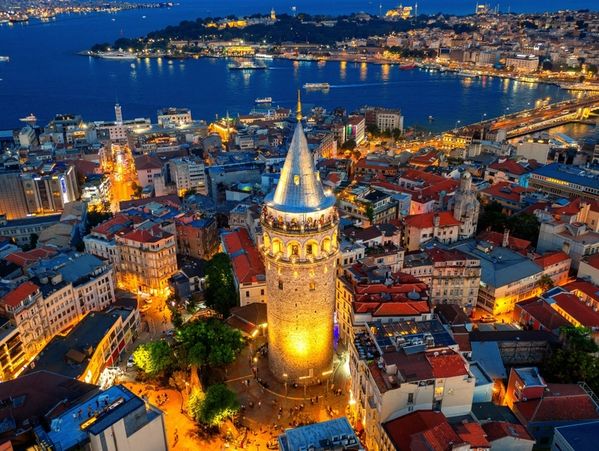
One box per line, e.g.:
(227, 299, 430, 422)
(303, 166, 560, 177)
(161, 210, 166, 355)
(453, 171, 480, 240)
(262, 91, 338, 383)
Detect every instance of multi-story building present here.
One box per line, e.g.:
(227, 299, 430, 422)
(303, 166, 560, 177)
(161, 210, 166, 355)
(338, 186, 399, 226)
(336, 263, 432, 346)
(365, 107, 404, 133)
(116, 224, 177, 298)
(26, 306, 139, 384)
(532, 251, 571, 286)
(175, 213, 219, 261)
(0, 214, 61, 246)
(450, 240, 543, 315)
(278, 417, 362, 451)
(20, 163, 79, 215)
(505, 54, 539, 72)
(169, 156, 207, 196)
(349, 319, 475, 451)
(0, 316, 26, 381)
(157, 107, 192, 128)
(345, 115, 366, 144)
(403, 247, 481, 312)
(222, 227, 267, 306)
(537, 220, 599, 271)
(84, 213, 135, 263)
(134, 154, 164, 189)
(0, 166, 29, 220)
(35, 384, 167, 451)
(403, 212, 461, 251)
(529, 163, 599, 201)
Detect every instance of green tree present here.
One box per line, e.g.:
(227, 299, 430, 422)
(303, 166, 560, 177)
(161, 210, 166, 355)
(507, 213, 540, 243)
(132, 340, 174, 377)
(341, 139, 356, 150)
(187, 386, 205, 420)
(477, 201, 508, 233)
(175, 318, 244, 384)
(365, 204, 374, 223)
(537, 274, 554, 293)
(204, 253, 238, 316)
(87, 208, 113, 230)
(543, 327, 599, 394)
(196, 384, 239, 427)
(29, 233, 38, 249)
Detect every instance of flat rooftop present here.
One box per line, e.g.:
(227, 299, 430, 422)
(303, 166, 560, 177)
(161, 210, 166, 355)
(278, 417, 361, 451)
(36, 384, 162, 450)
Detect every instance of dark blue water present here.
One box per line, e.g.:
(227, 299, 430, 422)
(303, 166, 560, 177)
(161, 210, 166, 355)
(0, 0, 596, 131)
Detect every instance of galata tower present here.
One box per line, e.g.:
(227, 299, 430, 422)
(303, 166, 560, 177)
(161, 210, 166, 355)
(261, 92, 339, 383)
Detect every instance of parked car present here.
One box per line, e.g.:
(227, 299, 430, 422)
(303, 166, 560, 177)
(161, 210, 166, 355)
(479, 314, 496, 323)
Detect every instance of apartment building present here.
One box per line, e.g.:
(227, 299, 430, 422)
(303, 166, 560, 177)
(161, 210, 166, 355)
(336, 263, 432, 346)
(175, 213, 219, 260)
(450, 240, 542, 315)
(402, 247, 481, 312)
(116, 224, 177, 298)
(169, 156, 207, 195)
(349, 318, 474, 451)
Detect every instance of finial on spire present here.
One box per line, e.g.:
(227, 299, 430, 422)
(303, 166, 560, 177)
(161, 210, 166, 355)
(296, 89, 302, 122)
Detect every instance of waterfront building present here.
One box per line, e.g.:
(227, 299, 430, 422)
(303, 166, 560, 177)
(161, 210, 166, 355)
(261, 97, 338, 383)
(157, 107, 192, 128)
(349, 318, 474, 451)
(345, 115, 366, 145)
(364, 107, 404, 133)
(222, 227, 266, 306)
(505, 55, 539, 73)
(529, 163, 599, 201)
(34, 384, 167, 451)
(116, 224, 177, 298)
(516, 138, 551, 165)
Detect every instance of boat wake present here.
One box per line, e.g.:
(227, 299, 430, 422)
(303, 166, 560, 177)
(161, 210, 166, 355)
(328, 81, 402, 88)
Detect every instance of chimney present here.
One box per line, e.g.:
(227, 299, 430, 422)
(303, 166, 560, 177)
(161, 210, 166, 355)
(502, 228, 510, 247)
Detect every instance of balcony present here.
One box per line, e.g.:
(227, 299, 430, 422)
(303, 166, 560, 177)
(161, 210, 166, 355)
(261, 209, 338, 235)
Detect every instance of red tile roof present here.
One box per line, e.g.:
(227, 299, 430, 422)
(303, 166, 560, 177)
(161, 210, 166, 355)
(371, 301, 431, 317)
(1, 281, 39, 308)
(382, 410, 463, 451)
(516, 298, 570, 331)
(91, 213, 134, 239)
(453, 422, 490, 448)
(425, 247, 471, 263)
(477, 230, 531, 251)
(119, 224, 172, 243)
(482, 421, 534, 442)
(481, 182, 529, 203)
(582, 253, 599, 270)
(405, 211, 461, 229)
(134, 154, 163, 171)
(515, 383, 599, 424)
(533, 251, 571, 269)
(564, 279, 599, 303)
(5, 247, 58, 267)
(552, 292, 599, 328)
(426, 350, 469, 378)
(489, 159, 532, 176)
(222, 228, 265, 285)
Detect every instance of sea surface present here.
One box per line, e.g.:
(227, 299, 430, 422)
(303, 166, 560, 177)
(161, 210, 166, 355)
(0, 0, 597, 139)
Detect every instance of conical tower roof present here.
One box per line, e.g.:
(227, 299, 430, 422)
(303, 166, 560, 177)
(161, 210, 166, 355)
(269, 121, 334, 213)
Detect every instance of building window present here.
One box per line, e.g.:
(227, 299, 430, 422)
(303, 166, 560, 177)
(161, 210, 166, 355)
(291, 245, 299, 256)
(246, 291, 250, 298)
(310, 282, 316, 291)
(278, 281, 283, 290)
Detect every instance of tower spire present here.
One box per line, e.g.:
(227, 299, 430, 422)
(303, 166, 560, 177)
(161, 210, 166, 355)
(296, 89, 302, 121)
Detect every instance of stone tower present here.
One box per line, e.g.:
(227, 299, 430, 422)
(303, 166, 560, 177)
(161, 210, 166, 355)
(261, 93, 338, 383)
(453, 171, 480, 239)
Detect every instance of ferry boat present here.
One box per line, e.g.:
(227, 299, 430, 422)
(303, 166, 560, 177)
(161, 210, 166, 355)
(303, 82, 330, 90)
(97, 51, 137, 60)
(457, 70, 480, 78)
(255, 97, 273, 104)
(255, 53, 274, 60)
(227, 60, 267, 70)
(0, 56, 9, 62)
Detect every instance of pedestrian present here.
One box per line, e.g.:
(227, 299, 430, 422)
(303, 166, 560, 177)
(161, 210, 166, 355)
(258, 401, 262, 408)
